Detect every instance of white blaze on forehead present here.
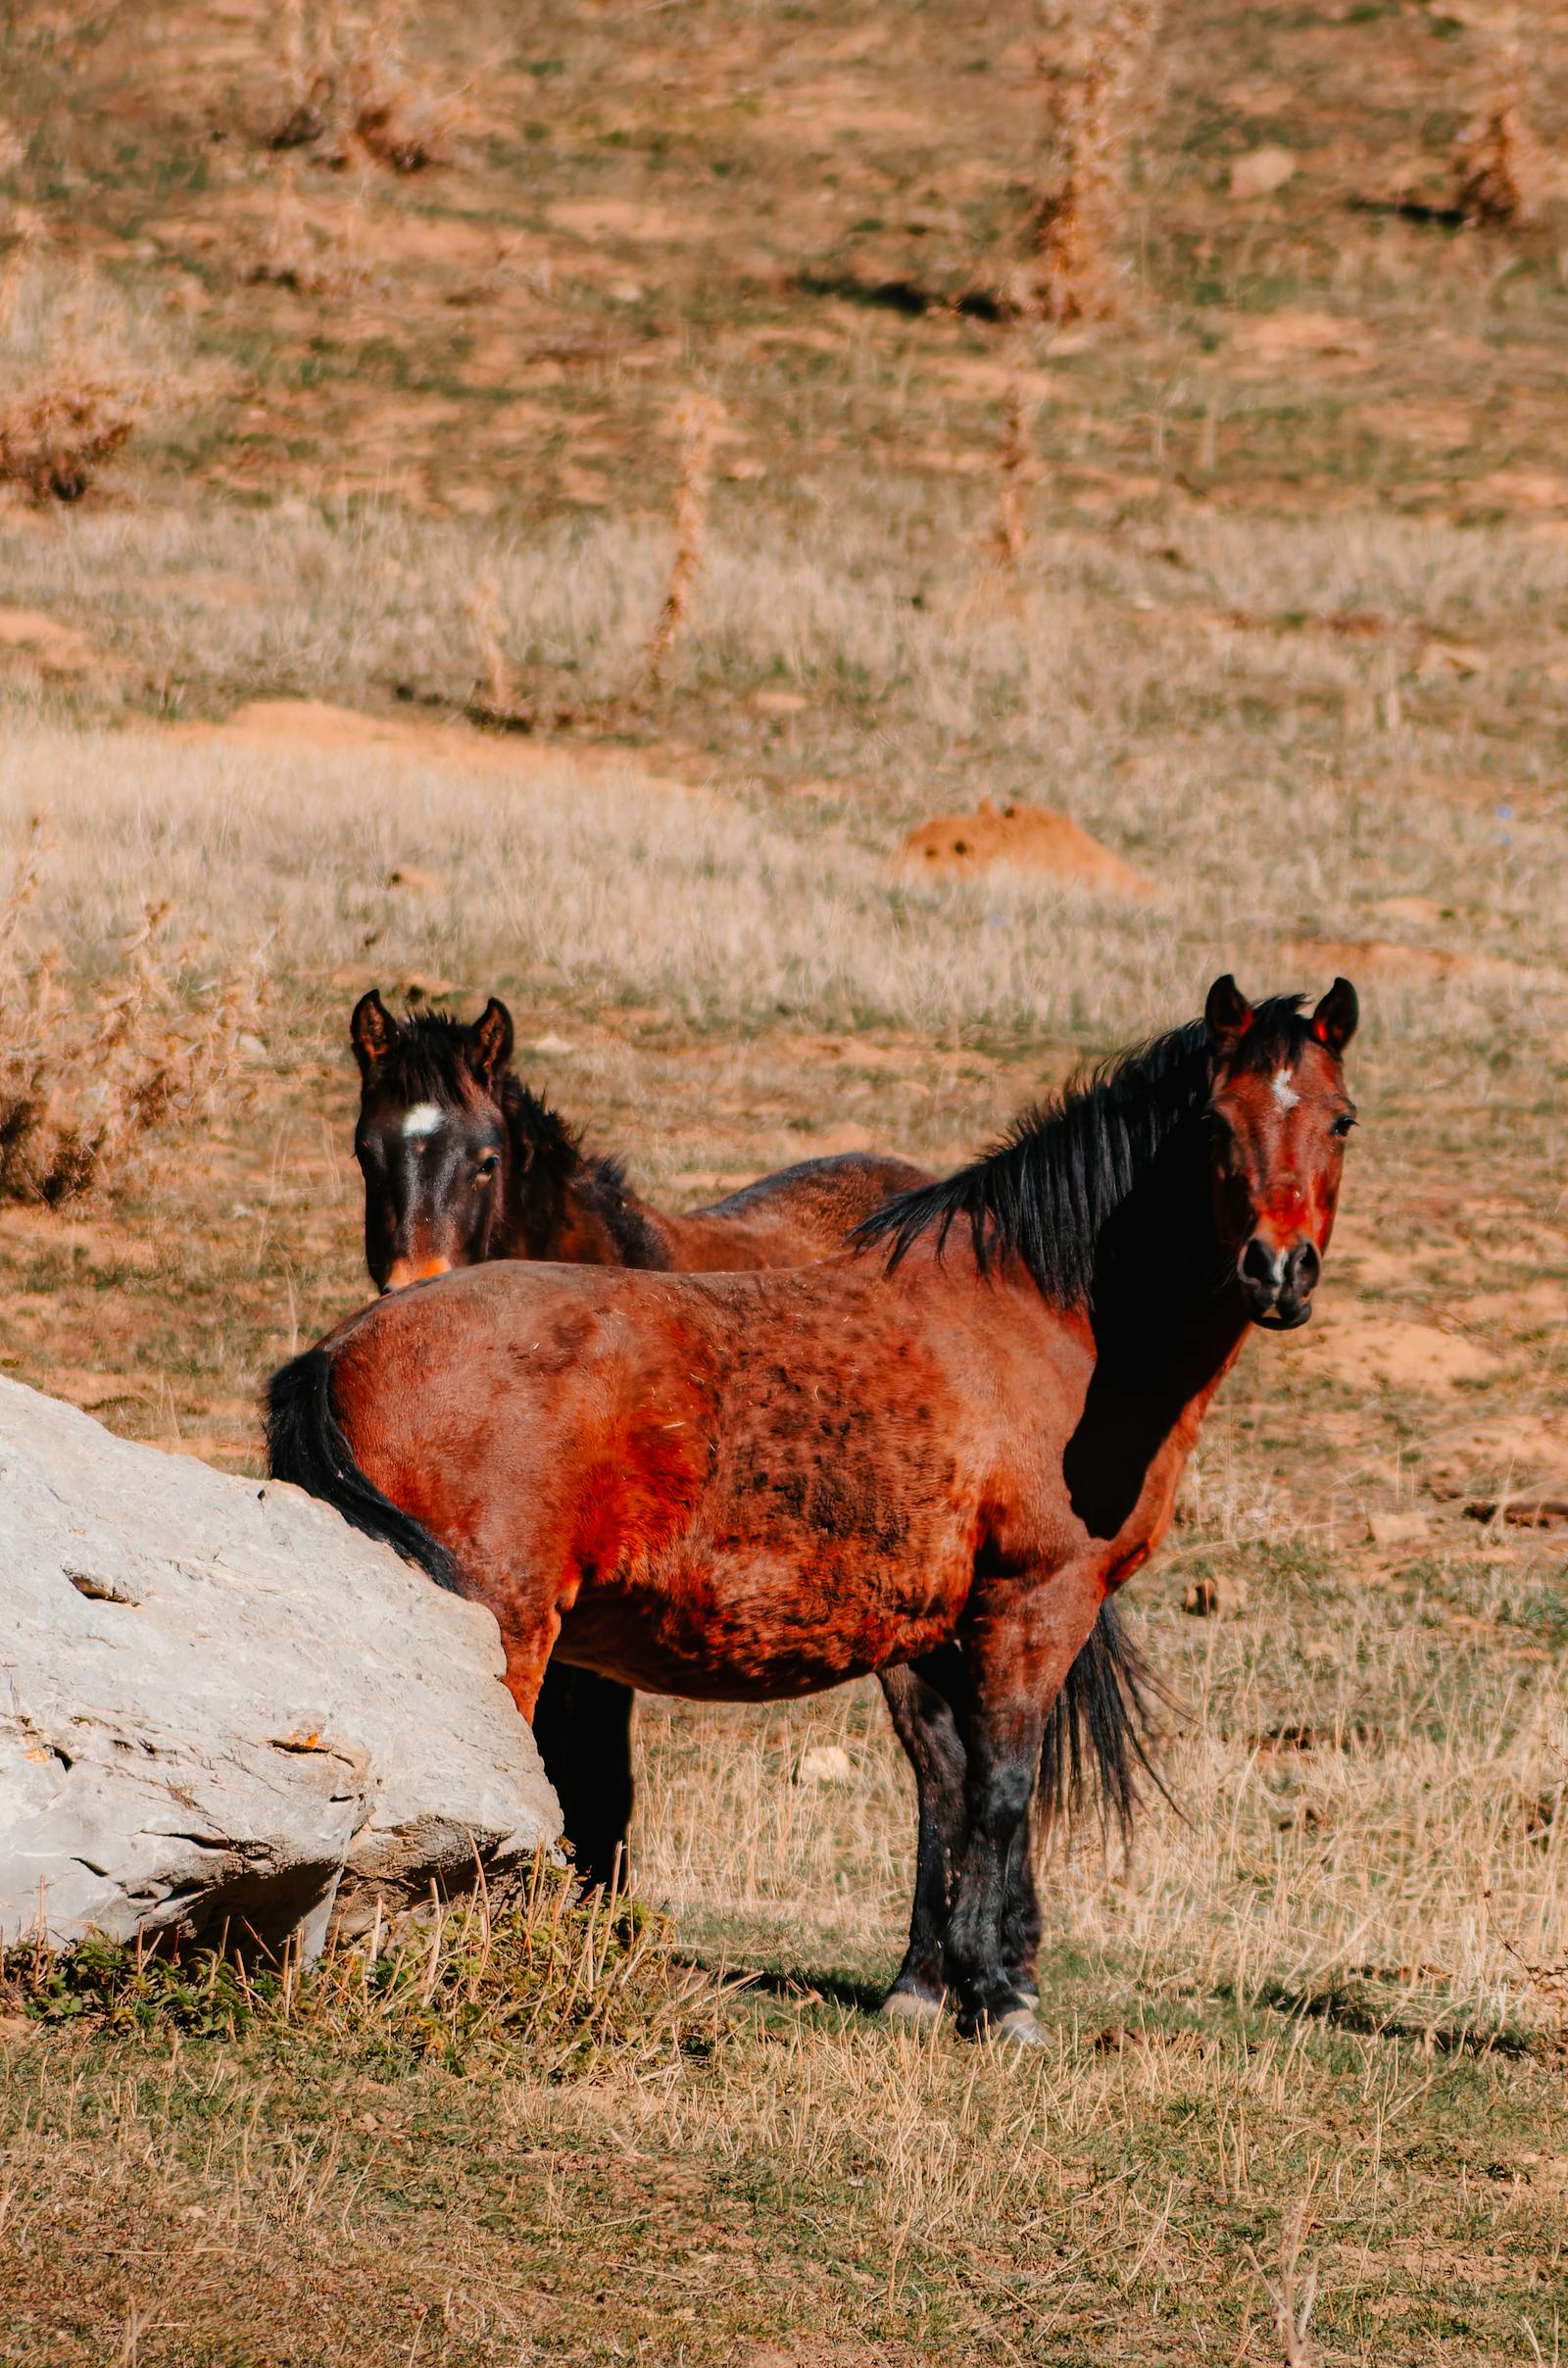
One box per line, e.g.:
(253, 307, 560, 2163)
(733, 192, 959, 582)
(401, 1103, 446, 1141)
(1270, 1067, 1299, 1112)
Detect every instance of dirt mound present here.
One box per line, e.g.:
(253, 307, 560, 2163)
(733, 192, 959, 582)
(900, 800, 1152, 898)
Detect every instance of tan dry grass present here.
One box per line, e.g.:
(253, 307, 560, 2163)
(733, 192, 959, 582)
(634, 1554, 1568, 2050)
(464, 571, 516, 716)
(0, 718, 1176, 1041)
(13, 1978, 1547, 2365)
(4, 501, 1566, 1064)
(1, 702, 1559, 1062)
(0, 3, 1565, 2354)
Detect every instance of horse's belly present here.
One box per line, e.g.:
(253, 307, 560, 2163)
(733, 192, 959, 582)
(556, 1544, 971, 1702)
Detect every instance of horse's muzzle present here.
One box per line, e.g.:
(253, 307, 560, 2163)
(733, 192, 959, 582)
(1238, 1237, 1321, 1330)
(383, 1256, 454, 1293)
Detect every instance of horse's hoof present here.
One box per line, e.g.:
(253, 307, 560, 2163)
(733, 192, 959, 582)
(982, 2004, 1048, 2048)
(882, 1988, 945, 2026)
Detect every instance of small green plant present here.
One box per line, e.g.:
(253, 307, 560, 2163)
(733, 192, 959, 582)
(0, 1932, 264, 2039)
(0, 1860, 717, 2079)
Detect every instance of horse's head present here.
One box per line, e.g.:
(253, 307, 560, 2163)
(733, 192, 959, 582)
(350, 991, 514, 1293)
(1203, 973, 1359, 1330)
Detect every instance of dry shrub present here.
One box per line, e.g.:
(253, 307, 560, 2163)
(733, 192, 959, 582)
(1013, 0, 1163, 324)
(1453, 36, 1546, 230)
(465, 571, 516, 715)
(270, 0, 475, 173)
(0, 262, 173, 504)
(956, 369, 1044, 626)
(988, 373, 1039, 576)
(0, 822, 273, 1207)
(1246, 2204, 1321, 2368)
(0, 208, 45, 338)
(243, 157, 373, 296)
(644, 394, 723, 692)
(0, 372, 145, 503)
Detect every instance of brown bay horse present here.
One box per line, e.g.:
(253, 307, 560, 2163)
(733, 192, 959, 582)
(349, 988, 934, 1887)
(276, 977, 1359, 2036)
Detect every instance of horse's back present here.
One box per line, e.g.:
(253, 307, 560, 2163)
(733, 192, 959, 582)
(678, 1151, 936, 1268)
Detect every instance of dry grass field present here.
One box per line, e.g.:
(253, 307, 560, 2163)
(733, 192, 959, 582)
(2, 1, 1567, 2360)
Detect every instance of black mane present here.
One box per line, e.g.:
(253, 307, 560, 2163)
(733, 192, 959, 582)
(854, 997, 1313, 1308)
(368, 1010, 490, 1108)
(497, 1070, 587, 1176)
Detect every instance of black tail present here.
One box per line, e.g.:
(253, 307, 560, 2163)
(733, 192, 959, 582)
(265, 1344, 465, 1595)
(1037, 1596, 1178, 1843)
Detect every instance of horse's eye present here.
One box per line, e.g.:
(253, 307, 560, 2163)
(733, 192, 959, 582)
(476, 1155, 500, 1181)
(1331, 1113, 1357, 1140)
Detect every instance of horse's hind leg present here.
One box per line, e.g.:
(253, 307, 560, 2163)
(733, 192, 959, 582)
(879, 1650, 969, 2021)
(529, 1662, 636, 1892)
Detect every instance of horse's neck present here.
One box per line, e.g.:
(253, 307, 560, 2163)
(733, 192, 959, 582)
(547, 1159, 672, 1269)
(1055, 1281, 1249, 1553)
(1056, 1145, 1253, 1536)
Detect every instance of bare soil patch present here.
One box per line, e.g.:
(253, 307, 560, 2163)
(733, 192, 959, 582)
(1286, 935, 1520, 986)
(1296, 1303, 1502, 1394)
(165, 698, 697, 796)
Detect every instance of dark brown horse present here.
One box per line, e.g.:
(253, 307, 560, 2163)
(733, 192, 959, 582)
(349, 988, 933, 1886)
(275, 977, 1358, 2036)
(350, 989, 930, 1289)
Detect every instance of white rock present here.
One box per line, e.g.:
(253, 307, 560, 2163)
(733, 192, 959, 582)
(1229, 145, 1297, 200)
(1366, 1508, 1432, 1549)
(793, 1744, 856, 1788)
(0, 1375, 559, 1956)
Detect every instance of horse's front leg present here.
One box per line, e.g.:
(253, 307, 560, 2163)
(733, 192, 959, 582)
(530, 1663, 636, 1893)
(878, 1650, 969, 2021)
(946, 1566, 1104, 2043)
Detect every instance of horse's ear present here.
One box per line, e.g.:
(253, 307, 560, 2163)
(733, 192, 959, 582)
(1310, 975, 1359, 1056)
(350, 989, 395, 1083)
(466, 997, 514, 1087)
(1204, 974, 1254, 1060)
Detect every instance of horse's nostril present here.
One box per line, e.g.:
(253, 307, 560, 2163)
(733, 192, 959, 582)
(1286, 1242, 1322, 1296)
(1240, 1239, 1282, 1292)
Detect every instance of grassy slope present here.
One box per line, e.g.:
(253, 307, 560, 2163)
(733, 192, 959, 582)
(1, 1, 1567, 2360)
